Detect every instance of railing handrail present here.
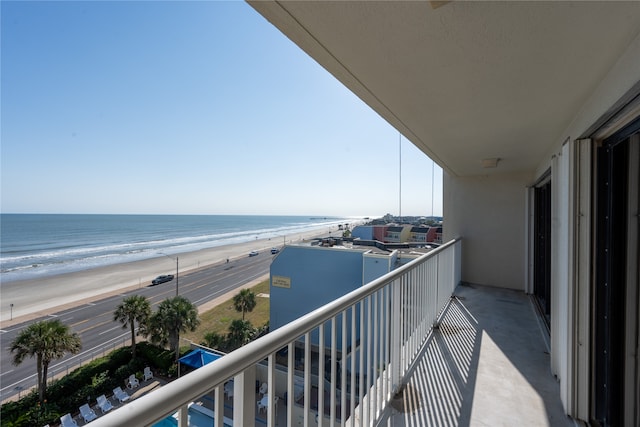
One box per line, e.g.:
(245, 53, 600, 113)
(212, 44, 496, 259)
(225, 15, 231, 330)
(92, 238, 461, 426)
(198, 237, 461, 378)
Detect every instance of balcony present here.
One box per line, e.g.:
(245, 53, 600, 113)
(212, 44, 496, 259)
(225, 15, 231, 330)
(383, 283, 572, 426)
(89, 238, 569, 426)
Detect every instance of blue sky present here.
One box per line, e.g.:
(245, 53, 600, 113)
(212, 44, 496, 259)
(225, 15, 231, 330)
(1, 1, 442, 217)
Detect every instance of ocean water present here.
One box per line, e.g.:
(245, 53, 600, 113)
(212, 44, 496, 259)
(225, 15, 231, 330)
(0, 214, 350, 283)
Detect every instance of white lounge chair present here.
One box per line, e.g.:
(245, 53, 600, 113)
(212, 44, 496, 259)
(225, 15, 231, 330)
(60, 413, 78, 427)
(143, 366, 154, 381)
(257, 397, 267, 413)
(79, 403, 97, 423)
(125, 374, 140, 389)
(259, 382, 268, 395)
(113, 386, 130, 403)
(97, 394, 113, 414)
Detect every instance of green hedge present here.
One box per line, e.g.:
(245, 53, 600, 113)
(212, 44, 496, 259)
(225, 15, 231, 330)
(1, 343, 172, 427)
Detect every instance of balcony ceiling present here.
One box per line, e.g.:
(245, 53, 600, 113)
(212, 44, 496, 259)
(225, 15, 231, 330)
(249, 1, 640, 176)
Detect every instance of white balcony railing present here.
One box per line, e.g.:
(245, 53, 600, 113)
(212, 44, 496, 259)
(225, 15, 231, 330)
(91, 238, 461, 427)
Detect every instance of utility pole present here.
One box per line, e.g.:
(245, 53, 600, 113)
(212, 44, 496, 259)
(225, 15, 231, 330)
(159, 253, 179, 296)
(175, 257, 179, 296)
(399, 133, 402, 221)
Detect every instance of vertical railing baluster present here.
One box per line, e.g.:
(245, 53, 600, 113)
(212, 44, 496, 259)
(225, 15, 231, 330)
(358, 299, 365, 424)
(403, 273, 409, 374)
(287, 342, 294, 427)
(304, 331, 311, 426)
(415, 268, 420, 355)
(318, 322, 325, 427)
(365, 295, 372, 426)
(214, 383, 223, 427)
(372, 290, 379, 420)
(341, 309, 347, 425)
(267, 353, 276, 427)
(390, 278, 401, 394)
(330, 317, 337, 427)
(419, 265, 423, 346)
(177, 404, 188, 427)
(422, 260, 428, 341)
(435, 253, 440, 327)
(383, 285, 389, 404)
(350, 304, 357, 427)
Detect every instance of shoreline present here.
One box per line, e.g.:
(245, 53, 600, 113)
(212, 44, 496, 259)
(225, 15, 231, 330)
(0, 226, 339, 326)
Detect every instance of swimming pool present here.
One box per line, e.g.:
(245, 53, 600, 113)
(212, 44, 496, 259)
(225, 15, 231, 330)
(152, 403, 233, 427)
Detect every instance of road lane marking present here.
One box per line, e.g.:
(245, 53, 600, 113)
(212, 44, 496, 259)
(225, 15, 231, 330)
(70, 318, 91, 328)
(77, 319, 113, 334)
(192, 271, 267, 305)
(98, 325, 121, 336)
(62, 307, 86, 315)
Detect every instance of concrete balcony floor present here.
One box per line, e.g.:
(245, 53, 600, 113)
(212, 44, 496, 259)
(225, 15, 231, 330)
(386, 283, 575, 427)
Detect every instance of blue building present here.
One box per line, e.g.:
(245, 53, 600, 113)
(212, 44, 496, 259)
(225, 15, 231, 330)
(351, 225, 374, 240)
(270, 244, 398, 352)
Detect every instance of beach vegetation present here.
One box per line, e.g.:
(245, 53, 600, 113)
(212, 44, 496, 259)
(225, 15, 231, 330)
(146, 296, 200, 362)
(0, 342, 171, 427)
(113, 294, 152, 360)
(202, 331, 226, 349)
(233, 288, 257, 320)
(137, 341, 176, 373)
(227, 319, 255, 349)
(0, 394, 62, 427)
(9, 319, 81, 405)
(200, 320, 268, 353)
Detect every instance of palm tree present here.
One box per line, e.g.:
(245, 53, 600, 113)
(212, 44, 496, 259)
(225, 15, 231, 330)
(113, 295, 151, 359)
(147, 296, 200, 361)
(227, 319, 254, 349)
(233, 289, 257, 320)
(10, 319, 81, 404)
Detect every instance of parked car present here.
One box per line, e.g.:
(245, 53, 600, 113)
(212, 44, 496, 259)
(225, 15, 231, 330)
(270, 247, 280, 254)
(249, 251, 259, 257)
(151, 274, 174, 285)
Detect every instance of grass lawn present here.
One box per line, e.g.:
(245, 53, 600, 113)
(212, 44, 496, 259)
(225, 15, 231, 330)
(183, 279, 270, 345)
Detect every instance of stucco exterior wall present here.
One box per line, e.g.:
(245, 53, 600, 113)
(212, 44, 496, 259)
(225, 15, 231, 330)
(373, 226, 386, 241)
(363, 251, 394, 284)
(443, 172, 531, 290)
(399, 226, 412, 242)
(351, 225, 374, 240)
(270, 246, 397, 352)
(270, 246, 364, 332)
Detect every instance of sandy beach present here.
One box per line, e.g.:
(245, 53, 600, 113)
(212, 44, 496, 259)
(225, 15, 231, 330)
(0, 226, 339, 325)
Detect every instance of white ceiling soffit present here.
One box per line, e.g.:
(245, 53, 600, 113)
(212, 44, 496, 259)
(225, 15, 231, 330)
(248, 1, 640, 177)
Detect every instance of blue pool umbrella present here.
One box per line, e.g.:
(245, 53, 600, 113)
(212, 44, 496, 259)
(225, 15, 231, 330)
(178, 348, 221, 369)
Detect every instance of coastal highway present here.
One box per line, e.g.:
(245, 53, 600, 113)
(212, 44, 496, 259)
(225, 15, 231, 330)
(0, 249, 276, 402)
